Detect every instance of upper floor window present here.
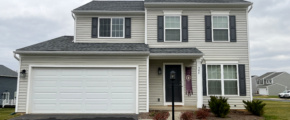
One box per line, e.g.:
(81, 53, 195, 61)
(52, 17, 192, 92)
(207, 64, 238, 96)
(164, 16, 181, 42)
(212, 16, 229, 42)
(99, 18, 124, 38)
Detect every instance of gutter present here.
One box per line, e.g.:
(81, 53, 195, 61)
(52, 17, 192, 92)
(13, 51, 150, 55)
(14, 53, 19, 61)
(144, 2, 253, 5)
(72, 10, 145, 14)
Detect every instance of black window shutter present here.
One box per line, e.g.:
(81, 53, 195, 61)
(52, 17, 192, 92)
(182, 16, 188, 42)
(157, 16, 164, 42)
(125, 18, 131, 38)
(205, 16, 212, 42)
(230, 16, 237, 42)
(202, 64, 207, 96)
(92, 17, 98, 38)
(239, 64, 246, 96)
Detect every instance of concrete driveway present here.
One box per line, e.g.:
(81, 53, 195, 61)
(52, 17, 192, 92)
(10, 114, 138, 120)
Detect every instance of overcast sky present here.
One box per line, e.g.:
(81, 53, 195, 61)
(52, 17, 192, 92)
(0, 0, 289, 76)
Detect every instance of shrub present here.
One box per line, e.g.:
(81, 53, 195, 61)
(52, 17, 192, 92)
(196, 105, 210, 119)
(153, 111, 170, 120)
(180, 111, 195, 120)
(149, 110, 158, 117)
(243, 100, 266, 116)
(208, 96, 230, 118)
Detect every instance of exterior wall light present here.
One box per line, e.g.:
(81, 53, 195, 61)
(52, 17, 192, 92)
(170, 70, 176, 80)
(20, 69, 27, 78)
(158, 67, 162, 75)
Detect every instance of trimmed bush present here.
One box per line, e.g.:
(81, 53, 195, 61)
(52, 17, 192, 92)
(243, 100, 266, 116)
(208, 96, 230, 118)
(153, 111, 170, 120)
(180, 111, 195, 120)
(196, 105, 210, 119)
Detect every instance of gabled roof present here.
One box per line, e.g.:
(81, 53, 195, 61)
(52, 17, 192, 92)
(144, 0, 250, 3)
(16, 36, 149, 52)
(264, 72, 284, 81)
(257, 72, 275, 80)
(0, 65, 17, 77)
(74, 1, 145, 11)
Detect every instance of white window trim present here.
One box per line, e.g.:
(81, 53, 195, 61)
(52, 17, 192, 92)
(2, 92, 9, 101)
(98, 17, 125, 38)
(206, 64, 240, 96)
(211, 15, 230, 42)
(164, 15, 182, 42)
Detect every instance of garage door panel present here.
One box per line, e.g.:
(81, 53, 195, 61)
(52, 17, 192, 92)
(30, 68, 136, 113)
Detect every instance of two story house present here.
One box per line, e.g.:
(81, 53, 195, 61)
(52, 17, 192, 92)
(257, 72, 290, 95)
(13, 0, 253, 114)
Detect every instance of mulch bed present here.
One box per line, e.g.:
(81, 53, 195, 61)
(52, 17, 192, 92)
(139, 110, 264, 120)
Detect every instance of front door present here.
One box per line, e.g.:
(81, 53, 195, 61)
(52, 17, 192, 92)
(165, 65, 182, 102)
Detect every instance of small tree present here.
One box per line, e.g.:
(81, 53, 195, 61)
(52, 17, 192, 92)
(243, 100, 266, 116)
(208, 96, 230, 118)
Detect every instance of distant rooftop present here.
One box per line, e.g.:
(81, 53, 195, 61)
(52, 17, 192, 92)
(0, 65, 17, 77)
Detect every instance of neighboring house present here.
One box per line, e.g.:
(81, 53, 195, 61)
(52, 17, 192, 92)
(13, 0, 253, 114)
(257, 72, 290, 95)
(251, 75, 258, 94)
(0, 65, 18, 107)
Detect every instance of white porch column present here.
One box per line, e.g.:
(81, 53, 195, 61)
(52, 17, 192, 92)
(196, 58, 203, 108)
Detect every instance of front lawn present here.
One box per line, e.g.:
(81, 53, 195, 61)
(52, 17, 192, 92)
(253, 95, 279, 99)
(263, 100, 290, 120)
(0, 108, 21, 120)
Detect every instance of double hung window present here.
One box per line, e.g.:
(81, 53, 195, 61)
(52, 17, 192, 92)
(212, 16, 229, 41)
(99, 18, 124, 38)
(207, 64, 238, 96)
(164, 16, 181, 42)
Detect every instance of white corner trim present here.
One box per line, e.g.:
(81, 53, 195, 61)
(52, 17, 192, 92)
(145, 8, 148, 44)
(163, 10, 183, 15)
(146, 56, 149, 112)
(206, 61, 239, 64)
(211, 11, 230, 15)
(15, 56, 21, 112)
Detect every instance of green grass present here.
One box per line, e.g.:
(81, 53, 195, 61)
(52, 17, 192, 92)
(262, 100, 290, 120)
(0, 108, 21, 120)
(253, 95, 280, 99)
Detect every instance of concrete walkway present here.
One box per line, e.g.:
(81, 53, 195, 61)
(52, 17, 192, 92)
(254, 98, 290, 102)
(10, 114, 138, 120)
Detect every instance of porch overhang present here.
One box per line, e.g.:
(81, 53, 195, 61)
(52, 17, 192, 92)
(149, 48, 203, 59)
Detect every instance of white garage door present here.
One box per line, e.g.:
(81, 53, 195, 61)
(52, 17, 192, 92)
(259, 88, 268, 95)
(29, 68, 136, 113)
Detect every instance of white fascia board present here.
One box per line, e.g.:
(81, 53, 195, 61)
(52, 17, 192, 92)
(72, 10, 145, 14)
(14, 51, 150, 55)
(150, 53, 204, 56)
(144, 2, 252, 5)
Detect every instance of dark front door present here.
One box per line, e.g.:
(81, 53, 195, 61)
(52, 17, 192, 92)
(165, 65, 182, 102)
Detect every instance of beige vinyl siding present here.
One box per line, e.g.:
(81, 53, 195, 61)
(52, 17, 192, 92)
(17, 55, 148, 113)
(273, 73, 290, 88)
(75, 14, 145, 43)
(149, 59, 197, 106)
(147, 8, 251, 109)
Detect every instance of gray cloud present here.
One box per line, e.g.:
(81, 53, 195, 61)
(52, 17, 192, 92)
(0, 0, 289, 76)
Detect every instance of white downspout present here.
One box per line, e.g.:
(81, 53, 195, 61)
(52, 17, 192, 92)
(14, 53, 21, 112)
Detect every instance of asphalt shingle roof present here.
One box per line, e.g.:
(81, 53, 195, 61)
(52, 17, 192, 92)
(0, 65, 17, 77)
(257, 72, 275, 80)
(74, 1, 145, 11)
(150, 48, 202, 54)
(17, 36, 149, 52)
(145, 0, 250, 3)
(264, 72, 284, 80)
